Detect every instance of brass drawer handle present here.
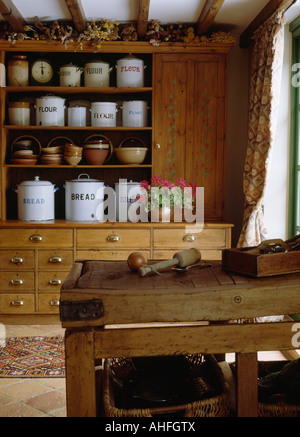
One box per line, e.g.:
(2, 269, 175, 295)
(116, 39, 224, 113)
(10, 299, 25, 306)
(49, 298, 60, 306)
(49, 256, 63, 263)
(106, 234, 120, 242)
(182, 234, 196, 242)
(29, 234, 43, 242)
(10, 256, 24, 264)
(10, 278, 24, 285)
(49, 278, 62, 285)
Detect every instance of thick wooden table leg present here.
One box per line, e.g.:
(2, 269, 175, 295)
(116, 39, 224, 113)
(236, 352, 258, 417)
(65, 328, 97, 417)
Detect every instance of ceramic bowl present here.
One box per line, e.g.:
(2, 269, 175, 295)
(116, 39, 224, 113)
(83, 148, 109, 165)
(114, 147, 148, 165)
(64, 154, 82, 165)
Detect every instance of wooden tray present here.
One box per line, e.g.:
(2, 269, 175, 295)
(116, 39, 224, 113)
(222, 247, 300, 277)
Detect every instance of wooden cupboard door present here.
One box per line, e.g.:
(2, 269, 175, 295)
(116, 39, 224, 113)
(153, 55, 187, 180)
(153, 54, 226, 220)
(185, 56, 226, 220)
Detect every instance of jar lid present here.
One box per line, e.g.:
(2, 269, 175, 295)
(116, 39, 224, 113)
(68, 173, 104, 183)
(86, 59, 109, 64)
(119, 53, 139, 61)
(60, 62, 79, 68)
(19, 176, 53, 186)
(37, 95, 66, 101)
(91, 102, 117, 106)
(9, 102, 30, 109)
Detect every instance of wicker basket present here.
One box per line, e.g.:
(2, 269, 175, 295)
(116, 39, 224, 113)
(102, 354, 230, 417)
(258, 360, 300, 417)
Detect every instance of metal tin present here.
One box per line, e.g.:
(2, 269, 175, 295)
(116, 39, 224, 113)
(16, 176, 57, 221)
(59, 63, 83, 87)
(91, 102, 118, 127)
(35, 95, 66, 126)
(65, 173, 105, 221)
(84, 60, 112, 87)
(122, 100, 148, 127)
(116, 54, 145, 87)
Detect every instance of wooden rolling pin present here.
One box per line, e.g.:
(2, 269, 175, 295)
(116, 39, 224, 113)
(138, 248, 201, 276)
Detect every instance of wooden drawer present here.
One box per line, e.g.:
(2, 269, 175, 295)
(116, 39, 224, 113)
(0, 293, 35, 313)
(38, 271, 70, 291)
(153, 249, 222, 261)
(76, 249, 151, 261)
(38, 293, 60, 313)
(0, 229, 73, 248)
(76, 229, 151, 249)
(38, 250, 74, 269)
(0, 250, 35, 269)
(153, 228, 227, 249)
(0, 271, 35, 291)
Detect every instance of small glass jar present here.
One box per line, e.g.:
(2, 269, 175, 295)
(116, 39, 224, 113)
(7, 55, 29, 86)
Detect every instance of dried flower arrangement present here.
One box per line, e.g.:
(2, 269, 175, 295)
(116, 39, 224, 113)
(0, 17, 237, 49)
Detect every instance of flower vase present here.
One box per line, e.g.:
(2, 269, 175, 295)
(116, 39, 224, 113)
(148, 206, 174, 222)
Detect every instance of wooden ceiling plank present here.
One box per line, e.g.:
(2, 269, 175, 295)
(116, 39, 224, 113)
(0, 0, 26, 32)
(137, 0, 150, 38)
(197, 0, 225, 35)
(239, 0, 296, 48)
(65, 0, 86, 33)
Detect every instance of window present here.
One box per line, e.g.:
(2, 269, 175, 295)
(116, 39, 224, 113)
(289, 16, 300, 237)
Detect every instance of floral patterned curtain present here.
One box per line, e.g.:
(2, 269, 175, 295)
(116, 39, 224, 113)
(238, 11, 286, 247)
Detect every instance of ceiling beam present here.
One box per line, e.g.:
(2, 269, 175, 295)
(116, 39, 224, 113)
(0, 0, 26, 32)
(197, 0, 225, 35)
(137, 0, 150, 38)
(65, 0, 86, 33)
(239, 0, 297, 48)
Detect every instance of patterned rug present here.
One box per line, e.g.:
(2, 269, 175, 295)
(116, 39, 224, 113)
(0, 336, 65, 377)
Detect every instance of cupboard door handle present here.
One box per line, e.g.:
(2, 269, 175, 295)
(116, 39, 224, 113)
(29, 234, 43, 242)
(155, 143, 161, 149)
(10, 278, 24, 285)
(49, 298, 60, 306)
(182, 234, 196, 242)
(10, 256, 24, 264)
(49, 278, 62, 285)
(106, 234, 120, 242)
(49, 256, 63, 263)
(10, 299, 25, 306)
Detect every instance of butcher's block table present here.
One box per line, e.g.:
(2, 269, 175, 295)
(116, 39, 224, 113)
(60, 260, 300, 417)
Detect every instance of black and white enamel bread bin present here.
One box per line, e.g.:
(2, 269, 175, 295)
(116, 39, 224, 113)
(16, 176, 57, 221)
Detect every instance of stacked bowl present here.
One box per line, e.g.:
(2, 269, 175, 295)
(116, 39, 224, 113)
(40, 144, 64, 165)
(82, 136, 113, 165)
(10, 137, 40, 165)
(64, 143, 83, 165)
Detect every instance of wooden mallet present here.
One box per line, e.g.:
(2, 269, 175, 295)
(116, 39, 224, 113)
(138, 248, 201, 276)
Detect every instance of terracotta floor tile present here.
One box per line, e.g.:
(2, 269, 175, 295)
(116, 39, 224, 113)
(48, 406, 67, 417)
(38, 378, 66, 389)
(0, 380, 51, 401)
(0, 393, 12, 406)
(26, 389, 66, 413)
(0, 378, 24, 387)
(0, 401, 46, 417)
